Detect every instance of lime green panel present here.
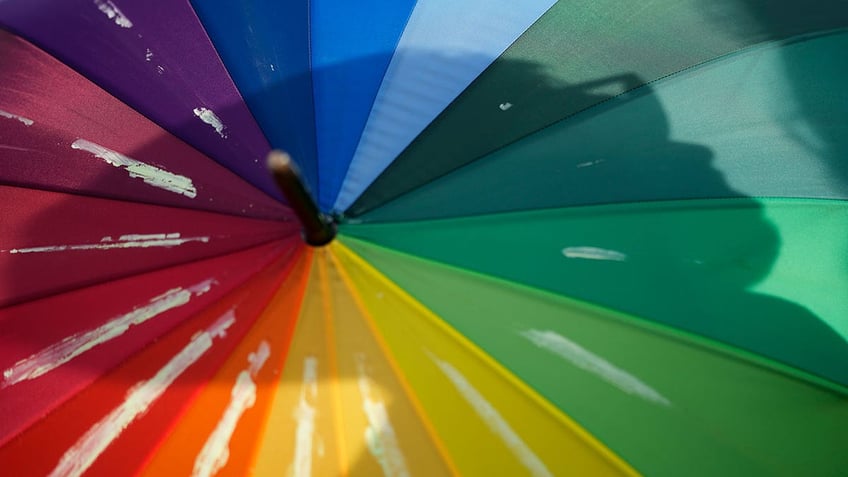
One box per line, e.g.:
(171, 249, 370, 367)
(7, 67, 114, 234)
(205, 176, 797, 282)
(342, 239, 848, 476)
(340, 198, 848, 387)
(346, 1, 848, 216)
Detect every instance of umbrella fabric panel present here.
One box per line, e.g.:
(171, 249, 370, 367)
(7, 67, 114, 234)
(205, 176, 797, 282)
(359, 30, 848, 222)
(333, 242, 637, 476)
(0, 239, 297, 448)
(0, 185, 297, 307)
(340, 197, 848, 387)
(311, 0, 417, 210)
(331, 0, 556, 213)
(343, 239, 848, 476)
(140, 250, 310, 477)
(346, 0, 848, 217)
(0, 247, 300, 476)
(0, 0, 282, 201)
(0, 31, 289, 221)
(243, 247, 454, 476)
(189, 0, 319, 195)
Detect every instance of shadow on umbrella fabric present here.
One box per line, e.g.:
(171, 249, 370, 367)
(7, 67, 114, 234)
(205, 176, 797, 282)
(0, 4, 847, 476)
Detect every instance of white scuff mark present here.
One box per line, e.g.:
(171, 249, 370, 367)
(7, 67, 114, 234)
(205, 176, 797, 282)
(145, 48, 153, 62)
(2, 278, 216, 388)
(576, 159, 605, 168)
(291, 357, 318, 477)
(93, 0, 133, 28)
(5, 233, 209, 255)
(521, 329, 671, 407)
(498, 102, 513, 111)
(562, 246, 627, 262)
(71, 139, 197, 198)
(0, 109, 34, 126)
(193, 108, 228, 139)
(192, 341, 271, 477)
(270, 64, 277, 72)
(355, 354, 409, 477)
(429, 353, 552, 477)
(49, 311, 236, 477)
(156, 65, 165, 75)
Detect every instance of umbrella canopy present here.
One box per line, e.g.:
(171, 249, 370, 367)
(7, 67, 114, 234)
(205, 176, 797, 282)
(1, 1, 847, 476)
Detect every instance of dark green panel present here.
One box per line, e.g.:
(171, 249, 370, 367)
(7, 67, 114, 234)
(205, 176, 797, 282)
(359, 30, 848, 222)
(343, 238, 848, 476)
(340, 198, 848, 387)
(346, 0, 848, 217)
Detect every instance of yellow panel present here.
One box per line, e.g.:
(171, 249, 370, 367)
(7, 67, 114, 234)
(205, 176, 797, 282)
(331, 242, 637, 477)
(252, 251, 343, 476)
(254, 248, 454, 476)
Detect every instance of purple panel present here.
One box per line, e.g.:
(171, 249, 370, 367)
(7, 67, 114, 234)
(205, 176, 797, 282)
(0, 31, 289, 220)
(0, 0, 281, 200)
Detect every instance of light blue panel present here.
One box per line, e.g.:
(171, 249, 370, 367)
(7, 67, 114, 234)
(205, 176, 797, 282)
(332, 0, 556, 212)
(191, 0, 319, 194)
(312, 0, 417, 210)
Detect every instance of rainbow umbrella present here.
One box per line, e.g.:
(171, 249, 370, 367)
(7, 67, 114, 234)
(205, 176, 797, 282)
(1, 1, 847, 475)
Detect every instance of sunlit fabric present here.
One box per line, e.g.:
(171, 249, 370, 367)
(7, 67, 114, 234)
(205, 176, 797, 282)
(1, 0, 846, 475)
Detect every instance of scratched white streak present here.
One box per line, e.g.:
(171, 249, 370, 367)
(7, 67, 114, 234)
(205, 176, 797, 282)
(562, 246, 627, 262)
(48, 311, 236, 477)
(192, 341, 271, 477)
(193, 108, 227, 139)
(71, 139, 197, 198)
(356, 354, 409, 477)
(430, 354, 553, 477)
(2, 278, 216, 388)
(521, 329, 671, 407)
(4, 233, 209, 255)
(93, 0, 133, 28)
(0, 109, 34, 126)
(291, 357, 318, 477)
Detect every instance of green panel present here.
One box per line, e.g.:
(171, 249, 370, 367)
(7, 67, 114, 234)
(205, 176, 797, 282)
(346, 0, 848, 216)
(340, 239, 848, 476)
(340, 198, 848, 387)
(359, 30, 848, 222)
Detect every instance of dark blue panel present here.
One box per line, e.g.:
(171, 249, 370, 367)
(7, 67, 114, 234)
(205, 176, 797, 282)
(311, 0, 417, 210)
(191, 0, 319, 196)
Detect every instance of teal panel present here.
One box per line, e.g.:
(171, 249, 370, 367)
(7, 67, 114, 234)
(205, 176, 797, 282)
(342, 238, 848, 476)
(359, 30, 848, 221)
(346, 0, 848, 217)
(341, 198, 848, 387)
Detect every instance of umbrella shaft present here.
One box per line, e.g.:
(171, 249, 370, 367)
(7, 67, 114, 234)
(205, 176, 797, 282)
(268, 150, 336, 246)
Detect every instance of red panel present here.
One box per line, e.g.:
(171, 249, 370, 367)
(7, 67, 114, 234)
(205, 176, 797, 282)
(0, 245, 308, 476)
(139, 249, 311, 476)
(0, 185, 298, 307)
(0, 31, 289, 221)
(0, 239, 299, 447)
(106, 249, 311, 477)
